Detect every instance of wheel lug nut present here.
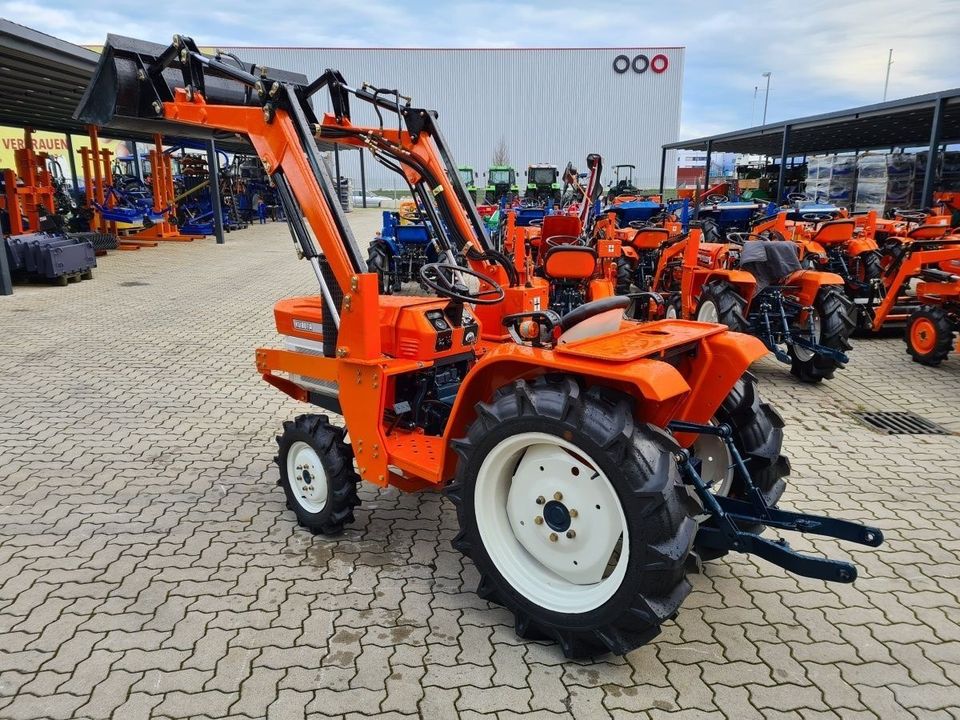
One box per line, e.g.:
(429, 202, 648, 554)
(566, 530, 576, 539)
(549, 533, 558, 542)
(535, 496, 545, 505)
(570, 509, 578, 518)
(534, 516, 544, 525)
(554, 492, 563, 501)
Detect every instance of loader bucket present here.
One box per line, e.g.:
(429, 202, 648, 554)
(74, 34, 307, 139)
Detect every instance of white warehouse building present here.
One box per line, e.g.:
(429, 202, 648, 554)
(218, 45, 685, 193)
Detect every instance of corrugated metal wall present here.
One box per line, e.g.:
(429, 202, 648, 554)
(218, 46, 683, 192)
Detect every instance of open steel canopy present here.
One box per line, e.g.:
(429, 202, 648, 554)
(660, 87, 960, 205)
(664, 88, 960, 156)
(0, 19, 99, 135)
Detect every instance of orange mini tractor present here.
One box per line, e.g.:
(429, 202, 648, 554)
(648, 212, 856, 383)
(863, 233, 960, 365)
(78, 34, 882, 658)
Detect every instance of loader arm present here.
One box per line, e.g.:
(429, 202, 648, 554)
(75, 34, 504, 303)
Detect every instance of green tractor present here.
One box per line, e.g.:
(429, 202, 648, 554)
(458, 166, 478, 202)
(524, 163, 561, 205)
(483, 165, 519, 204)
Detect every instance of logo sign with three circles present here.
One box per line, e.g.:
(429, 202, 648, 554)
(613, 53, 669, 75)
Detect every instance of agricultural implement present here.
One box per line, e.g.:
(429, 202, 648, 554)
(78, 33, 883, 658)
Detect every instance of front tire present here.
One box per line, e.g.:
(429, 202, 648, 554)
(275, 414, 360, 535)
(789, 285, 855, 383)
(905, 305, 955, 366)
(447, 377, 698, 658)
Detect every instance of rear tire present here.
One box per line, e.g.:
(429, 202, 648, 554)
(447, 377, 699, 658)
(275, 414, 361, 536)
(905, 305, 954, 366)
(789, 285, 855, 383)
(696, 280, 748, 332)
(366, 240, 392, 295)
(691, 375, 790, 561)
(615, 256, 633, 295)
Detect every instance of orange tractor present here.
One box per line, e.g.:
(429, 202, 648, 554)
(79, 34, 882, 657)
(635, 209, 856, 383)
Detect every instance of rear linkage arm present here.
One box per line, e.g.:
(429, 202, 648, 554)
(751, 290, 849, 365)
(667, 420, 883, 584)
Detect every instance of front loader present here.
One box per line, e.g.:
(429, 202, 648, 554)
(77, 34, 883, 658)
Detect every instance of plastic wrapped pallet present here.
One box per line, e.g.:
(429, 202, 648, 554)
(804, 155, 856, 209)
(855, 153, 914, 214)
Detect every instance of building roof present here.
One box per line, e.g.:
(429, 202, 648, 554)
(664, 87, 960, 156)
(0, 19, 100, 135)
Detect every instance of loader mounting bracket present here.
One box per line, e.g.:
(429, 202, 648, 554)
(668, 420, 883, 584)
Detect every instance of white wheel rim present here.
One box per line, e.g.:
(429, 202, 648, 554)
(665, 303, 678, 319)
(691, 422, 733, 496)
(793, 309, 821, 363)
(474, 432, 629, 614)
(287, 441, 329, 514)
(697, 299, 720, 324)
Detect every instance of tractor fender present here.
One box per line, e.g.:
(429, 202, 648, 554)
(782, 269, 845, 307)
(802, 239, 827, 259)
(440, 345, 694, 478)
(847, 236, 879, 257)
(587, 278, 615, 301)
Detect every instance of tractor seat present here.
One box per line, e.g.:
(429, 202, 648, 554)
(543, 245, 597, 281)
(540, 214, 583, 245)
(909, 224, 950, 240)
(631, 227, 671, 250)
(811, 219, 855, 245)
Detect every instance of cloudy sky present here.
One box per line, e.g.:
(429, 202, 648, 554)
(4, 0, 957, 138)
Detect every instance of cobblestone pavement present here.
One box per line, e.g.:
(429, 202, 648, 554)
(2, 210, 959, 720)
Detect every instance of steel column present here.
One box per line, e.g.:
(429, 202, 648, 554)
(850, 150, 860, 212)
(64, 133, 79, 194)
(131, 141, 142, 179)
(658, 146, 667, 197)
(776, 125, 791, 203)
(206, 140, 225, 244)
(359, 148, 367, 208)
(920, 97, 946, 209)
(703, 140, 713, 190)
(334, 144, 342, 209)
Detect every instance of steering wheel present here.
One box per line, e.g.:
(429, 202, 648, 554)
(787, 193, 810, 203)
(627, 220, 654, 230)
(895, 210, 926, 224)
(699, 193, 728, 205)
(726, 231, 766, 245)
(545, 234, 587, 248)
(802, 213, 833, 223)
(419, 263, 505, 305)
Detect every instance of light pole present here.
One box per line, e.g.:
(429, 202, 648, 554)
(883, 49, 893, 101)
(751, 85, 758, 126)
(761, 72, 771, 125)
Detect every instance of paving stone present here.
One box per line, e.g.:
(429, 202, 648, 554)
(1, 211, 958, 719)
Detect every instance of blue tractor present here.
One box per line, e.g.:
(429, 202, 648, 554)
(366, 209, 437, 294)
